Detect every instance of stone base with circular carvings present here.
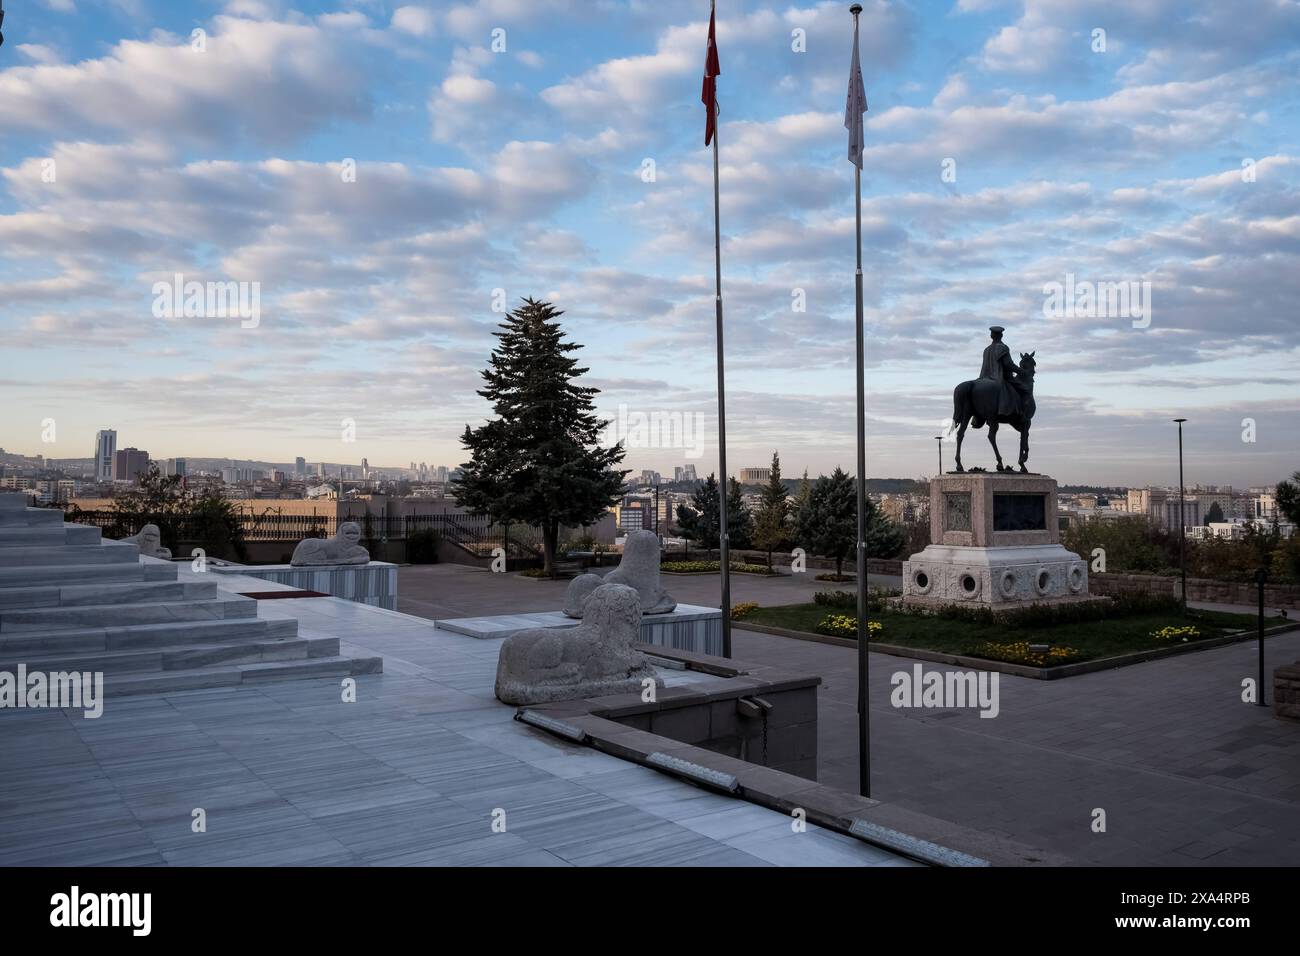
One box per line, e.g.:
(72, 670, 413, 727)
(901, 543, 1091, 609)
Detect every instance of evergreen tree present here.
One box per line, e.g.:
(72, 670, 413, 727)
(1276, 471, 1300, 525)
(796, 467, 908, 576)
(676, 473, 720, 550)
(453, 298, 628, 575)
(752, 451, 789, 566)
(805, 467, 857, 577)
(726, 476, 753, 550)
(1204, 501, 1225, 525)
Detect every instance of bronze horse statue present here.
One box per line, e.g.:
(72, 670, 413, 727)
(952, 352, 1036, 473)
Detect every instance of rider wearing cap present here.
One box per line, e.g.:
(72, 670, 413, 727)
(976, 326, 1027, 423)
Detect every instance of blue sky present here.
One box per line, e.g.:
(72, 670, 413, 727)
(1, 0, 1298, 487)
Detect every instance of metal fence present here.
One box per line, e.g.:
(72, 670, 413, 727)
(63, 508, 542, 557)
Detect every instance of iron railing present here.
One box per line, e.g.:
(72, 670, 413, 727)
(62, 508, 543, 557)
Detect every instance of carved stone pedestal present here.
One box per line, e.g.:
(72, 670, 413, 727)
(902, 473, 1094, 609)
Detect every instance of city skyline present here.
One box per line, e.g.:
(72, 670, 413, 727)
(1, 1, 1297, 487)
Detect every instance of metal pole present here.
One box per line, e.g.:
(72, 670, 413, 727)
(1257, 568, 1267, 707)
(711, 45, 732, 658)
(1174, 418, 1187, 613)
(851, 2, 869, 799)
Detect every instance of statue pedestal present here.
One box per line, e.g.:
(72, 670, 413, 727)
(902, 473, 1091, 608)
(212, 561, 398, 610)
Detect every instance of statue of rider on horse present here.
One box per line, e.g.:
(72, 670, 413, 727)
(952, 326, 1037, 473)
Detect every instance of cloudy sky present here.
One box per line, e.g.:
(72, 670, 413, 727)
(1, 0, 1297, 487)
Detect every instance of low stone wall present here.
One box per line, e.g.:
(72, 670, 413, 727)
(213, 561, 398, 609)
(615, 683, 819, 779)
(1275, 662, 1300, 720)
(1091, 572, 1300, 609)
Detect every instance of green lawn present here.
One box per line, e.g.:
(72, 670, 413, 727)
(740, 603, 1262, 667)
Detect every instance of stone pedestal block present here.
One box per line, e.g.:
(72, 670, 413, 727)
(903, 472, 1091, 609)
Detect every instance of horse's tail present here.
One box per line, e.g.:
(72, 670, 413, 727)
(952, 381, 969, 428)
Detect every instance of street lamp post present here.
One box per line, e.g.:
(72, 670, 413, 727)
(1173, 418, 1188, 613)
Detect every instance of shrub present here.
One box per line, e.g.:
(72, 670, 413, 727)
(814, 588, 898, 612)
(661, 560, 775, 575)
(968, 640, 1082, 667)
(731, 602, 759, 620)
(406, 528, 440, 564)
(904, 590, 1182, 630)
(814, 614, 883, 639)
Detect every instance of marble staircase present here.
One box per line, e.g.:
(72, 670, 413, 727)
(0, 493, 381, 696)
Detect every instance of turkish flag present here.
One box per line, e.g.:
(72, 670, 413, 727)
(701, 6, 720, 145)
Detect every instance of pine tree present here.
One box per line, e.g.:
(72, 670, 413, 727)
(752, 451, 789, 566)
(677, 474, 721, 550)
(805, 467, 857, 577)
(726, 476, 753, 550)
(453, 298, 628, 575)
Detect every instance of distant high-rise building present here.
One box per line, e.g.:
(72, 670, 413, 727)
(317, 462, 327, 478)
(1165, 498, 1201, 531)
(112, 447, 149, 483)
(1127, 487, 1168, 527)
(94, 429, 117, 481)
(165, 458, 187, 478)
(361, 457, 369, 478)
(640, 469, 661, 486)
(674, 465, 697, 482)
(295, 457, 306, 479)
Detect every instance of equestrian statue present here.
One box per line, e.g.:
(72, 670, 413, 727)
(952, 325, 1037, 473)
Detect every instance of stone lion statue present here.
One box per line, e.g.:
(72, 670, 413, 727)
(496, 583, 661, 705)
(123, 524, 172, 559)
(290, 521, 370, 567)
(562, 530, 675, 618)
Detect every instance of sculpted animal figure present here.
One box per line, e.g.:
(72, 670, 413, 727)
(290, 521, 370, 566)
(952, 327, 1037, 473)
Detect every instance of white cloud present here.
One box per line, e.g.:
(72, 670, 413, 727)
(16, 45, 62, 66)
(392, 5, 436, 38)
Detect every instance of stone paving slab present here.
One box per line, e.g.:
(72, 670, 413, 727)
(0, 564, 915, 868)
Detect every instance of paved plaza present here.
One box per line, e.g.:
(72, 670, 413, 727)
(0, 565, 914, 868)
(400, 564, 1300, 866)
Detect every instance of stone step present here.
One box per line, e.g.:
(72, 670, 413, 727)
(0, 578, 217, 611)
(0, 508, 66, 528)
(0, 617, 298, 656)
(0, 635, 341, 677)
(0, 595, 258, 633)
(0, 524, 102, 547)
(0, 541, 140, 568)
(0, 562, 173, 589)
(102, 654, 382, 697)
(62, 578, 217, 607)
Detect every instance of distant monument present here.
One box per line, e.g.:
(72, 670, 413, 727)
(903, 328, 1091, 610)
(290, 521, 370, 567)
(952, 326, 1037, 473)
(561, 530, 675, 618)
(123, 524, 171, 559)
(496, 583, 661, 705)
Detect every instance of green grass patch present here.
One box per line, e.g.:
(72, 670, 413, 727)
(742, 602, 1259, 667)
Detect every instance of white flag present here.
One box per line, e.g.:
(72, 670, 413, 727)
(845, 18, 868, 168)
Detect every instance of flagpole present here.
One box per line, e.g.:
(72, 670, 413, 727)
(711, 2, 732, 659)
(850, 1, 870, 799)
